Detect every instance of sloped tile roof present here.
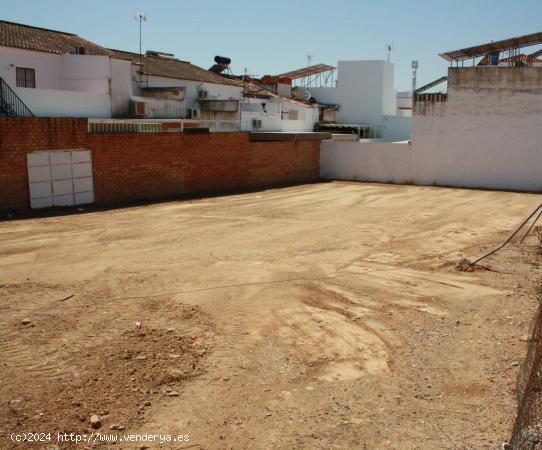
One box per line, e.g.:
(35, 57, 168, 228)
(0, 20, 243, 88)
(243, 81, 315, 107)
(108, 49, 243, 87)
(0, 20, 111, 56)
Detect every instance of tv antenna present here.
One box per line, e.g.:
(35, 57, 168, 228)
(306, 54, 314, 67)
(135, 12, 147, 82)
(386, 43, 394, 62)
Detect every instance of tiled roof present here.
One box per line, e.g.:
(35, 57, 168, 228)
(108, 49, 243, 87)
(243, 82, 277, 98)
(0, 20, 111, 56)
(243, 82, 315, 108)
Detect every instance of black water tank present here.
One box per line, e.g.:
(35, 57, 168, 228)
(214, 55, 231, 65)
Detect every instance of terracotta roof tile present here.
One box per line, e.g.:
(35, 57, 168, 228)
(0, 20, 111, 56)
(108, 49, 243, 87)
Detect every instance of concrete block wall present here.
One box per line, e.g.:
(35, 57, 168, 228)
(0, 118, 320, 211)
(411, 67, 542, 191)
(321, 67, 542, 192)
(320, 140, 412, 183)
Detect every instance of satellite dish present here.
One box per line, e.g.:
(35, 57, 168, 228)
(304, 90, 311, 101)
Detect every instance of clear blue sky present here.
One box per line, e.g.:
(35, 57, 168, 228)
(2, 0, 541, 90)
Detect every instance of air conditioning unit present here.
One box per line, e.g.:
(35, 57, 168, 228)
(252, 118, 262, 129)
(198, 90, 208, 99)
(187, 108, 200, 119)
(131, 100, 146, 118)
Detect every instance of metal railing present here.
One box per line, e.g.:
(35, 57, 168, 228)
(88, 121, 163, 134)
(0, 76, 34, 117)
(413, 92, 448, 103)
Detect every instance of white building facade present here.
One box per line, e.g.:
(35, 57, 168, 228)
(0, 20, 135, 118)
(321, 65, 542, 192)
(309, 60, 412, 141)
(0, 20, 319, 133)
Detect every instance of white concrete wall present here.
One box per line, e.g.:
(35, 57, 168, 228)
(136, 74, 243, 111)
(0, 46, 133, 117)
(0, 47, 115, 93)
(320, 140, 412, 182)
(397, 91, 412, 117)
(133, 71, 317, 131)
(411, 67, 542, 191)
(381, 115, 412, 142)
(59, 54, 110, 93)
(241, 98, 281, 131)
(131, 95, 183, 119)
(240, 97, 318, 132)
(382, 65, 396, 116)
(310, 60, 395, 127)
(321, 67, 542, 192)
(110, 58, 133, 117)
(1, 46, 62, 89)
(15, 88, 111, 118)
(278, 108, 319, 132)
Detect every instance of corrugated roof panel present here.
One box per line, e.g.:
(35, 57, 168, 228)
(439, 32, 542, 61)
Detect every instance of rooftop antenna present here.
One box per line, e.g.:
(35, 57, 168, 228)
(243, 67, 248, 100)
(305, 54, 314, 88)
(135, 12, 147, 83)
(386, 43, 394, 63)
(411, 60, 418, 92)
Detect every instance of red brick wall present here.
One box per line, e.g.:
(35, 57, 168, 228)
(0, 118, 321, 211)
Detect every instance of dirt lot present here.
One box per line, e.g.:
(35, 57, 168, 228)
(1, 181, 541, 450)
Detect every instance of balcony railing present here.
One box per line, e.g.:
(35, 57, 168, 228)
(414, 93, 448, 103)
(0, 76, 34, 117)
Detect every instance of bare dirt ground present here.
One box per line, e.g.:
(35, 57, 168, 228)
(1, 181, 541, 450)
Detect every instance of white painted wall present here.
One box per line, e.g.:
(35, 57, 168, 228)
(321, 116, 542, 191)
(321, 67, 542, 192)
(15, 88, 111, 118)
(131, 95, 183, 119)
(411, 67, 542, 191)
(240, 97, 318, 132)
(241, 98, 281, 131)
(321, 140, 412, 182)
(310, 60, 396, 127)
(110, 58, 133, 117)
(136, 74, 243, 110)
(396, 91, 412, 117)
(0, 47, 114, 93)
(381, 115, 412, 142)
(59, 54, 110, 93)
(0, 46, 133, 117)
(134, 73, 243, 129)
(1, 46, 62, 89)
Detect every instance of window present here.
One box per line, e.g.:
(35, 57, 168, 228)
(16, 67, 36, 88)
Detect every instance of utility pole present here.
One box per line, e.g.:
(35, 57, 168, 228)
(135, 12, 147, 83)
(412, 60, 418, 93)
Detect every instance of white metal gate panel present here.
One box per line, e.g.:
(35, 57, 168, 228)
(27, 149, 94, 209)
